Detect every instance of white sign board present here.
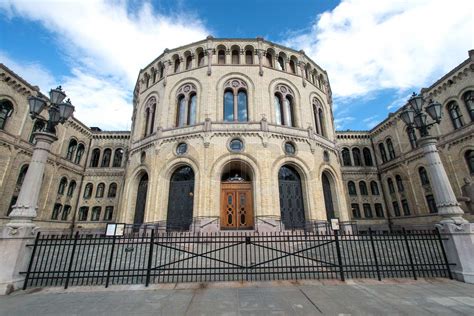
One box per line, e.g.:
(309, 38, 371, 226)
(330, 218, 340, 231)
(105, 223, 125, 236)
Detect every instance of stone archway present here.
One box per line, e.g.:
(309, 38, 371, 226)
(278, 165, 305, 229)
(133, 173, 149, 226)
(166, 166, 195, 231)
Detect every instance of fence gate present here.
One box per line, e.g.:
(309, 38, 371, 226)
(22, 229, 453, 289)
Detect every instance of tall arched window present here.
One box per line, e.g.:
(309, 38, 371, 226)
(231, 48, 240, 64)
(101, 148, 112, 167)
(387, 178, 395, 193)
(341, 148, 352, 166)
(223, 79, 248, 122)
(66, 139, 77, 161)
(289, 59, 296, 74)
(318, 108, 326, 137)
(108, 183, 117, 198)
(197, 50, 205, 66)
(173, 56, 181, 73)
(419, 167, 430, 185)
(245, 49, 253, 64)
(83, 183, 93, 199)
(363, 148, 373, 166)
(265, 50, 273, 67)
(185, 54, 192, 70)
(29, 119, 45, 143)
(277, 55, 285, 70)
(90, 148, 100, 167)
(465, 150, 474, 174)
(0, 99, 14, 129)
(143, 97, 156, 136)
(462, 91, 474, 121)
(395, 175, 404, 192)
(144, 107, 150, 137)
(113, 148, 124, 167)
(67, 180, 76, 197)
(448, 102, 464, 129)
(359, 181, 368, 195)
(379, 143, 388, 163)
(407, 127, 417, 149)
(274, 84, 295, 127)
(218, 49, 226, 64)
(176, 83, 197, 127)
(370, 181, 379, 195)
(74, 144, 85, 164)
(348, 181, 357, 195)
(96, 183, 105, 198)
(386, 138, 396, 160)
(58, 177, 68, 195)
(352, 148, 362, 166)
(159, 63, 165, 79)
(312, 98, 322, 135)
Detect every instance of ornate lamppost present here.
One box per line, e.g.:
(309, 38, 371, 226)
(399, 92, 467, 224)
(8, 86, 74, 228)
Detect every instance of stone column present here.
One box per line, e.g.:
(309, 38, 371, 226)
(8, 132, 58, 226)
(418, 137, 467, 224)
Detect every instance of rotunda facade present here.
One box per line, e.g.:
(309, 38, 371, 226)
(118, 37, 349, 231)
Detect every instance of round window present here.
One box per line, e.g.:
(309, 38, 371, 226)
(284, 142, 296, 155)
(176, 143, 188, 155)
(229, 138, 244, 152)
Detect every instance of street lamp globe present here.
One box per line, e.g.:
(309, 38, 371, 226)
(49, 86, 66, 104)
(425, 100, 442, 122)
(58, 99, 75, 122)
(408, 92, 424, 112)
(400, 107, 415, 126)
(28, 96, 47, 117)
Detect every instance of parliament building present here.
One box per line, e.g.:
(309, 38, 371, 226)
(0, 37, 473, 233)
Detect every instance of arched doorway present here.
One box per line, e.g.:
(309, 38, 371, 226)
(322, 172, 335, 220)
(167, 166, 195, 231)
(133, 173, 148, 226)
(278, 165, 305, 229)
(220, 161, 254, 230)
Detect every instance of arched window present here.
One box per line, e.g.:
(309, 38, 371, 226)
(78, 206, 89, 221)
(143, 97, 156, 136)
(83, 183, 93, 199)
(62, 205, 71, 220)
(66, 139, 77, 161)
(89, 148, 100, 167)
(0, 99, 14, 129)
(223, 79, 248, 122)
(318, 108, 326, 137)
(74, 144, 85, 164)
(352, 148, 362, 166)
(419, 167, 430, 185)
(465, 150, 474, 174)
(104, 206, 114, 221)
(387, 178, 395, 193)
(231, 48, 239, 64)
(407, 127, 417, 149)
(101, 148, 112, 167)
(370, 181, 379, 195)
(245, 49, 253, 64)
(395, 175, 404, 192)
(289, 59, 296, 74)
(265, 51, 273, 67)
(351, 204, 361, 218)
(176, 83, 197, 127)
(342, 148, 352, 166)
(379, 143, 388, 163)
(174, 56, 181, 73)
(15, 165, 28, 192)
(159, 63, 165, 79)
(51, 203, 62, 220)
(145, 74, 150, 88)
(274, 84, 295, 127)
(96, 183, 105, 198)
(108, 183, 117, 198)
(448, 102, 464, 129)
(58, 177, 68, 195)
(312, 98, 322, 135)
(348, 181, 357, 195)
(185, 54, 192, 70)
(113, 148, 124, 167)
(144, 107, 150, 136)
(197, 50, 205, 67)
(29, 119, 45, 143)
(277, 56, 285, 71)
(363, 148, 373, 166)
(218, 49, 226, 64)
(134, 173, 148, 226)
(363, 203, 373, 218)
(462, 91, 474, 121)
(91, 206, 101, 221)
(386, 138, 396, 160)
(359, 181, 368, 195)
(67, 180, 76, 197)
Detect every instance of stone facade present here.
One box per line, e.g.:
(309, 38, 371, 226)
(0, 38, 472, 233)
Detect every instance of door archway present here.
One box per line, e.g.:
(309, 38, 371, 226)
(133, 173, 148, 226)
(322, 172, 335, 220)
(167, 166, 195, 231)
(278, 165, 305, 229)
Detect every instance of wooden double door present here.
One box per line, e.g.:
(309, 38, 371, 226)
(220, 181, 254, 230)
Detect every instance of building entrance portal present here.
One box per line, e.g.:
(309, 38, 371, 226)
(220, 161, 254, 230)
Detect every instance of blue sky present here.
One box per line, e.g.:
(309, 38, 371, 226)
(0, 0, 472, 131)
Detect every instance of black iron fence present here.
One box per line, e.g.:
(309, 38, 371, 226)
(22, 228, 452, 289)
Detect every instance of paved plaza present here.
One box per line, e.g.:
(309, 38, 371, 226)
(1, 278, 474, 315)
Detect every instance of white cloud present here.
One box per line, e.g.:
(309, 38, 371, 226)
(285, 0, 473, 99)
(334, 116, 355, 129)
(0, 0, 209, 130)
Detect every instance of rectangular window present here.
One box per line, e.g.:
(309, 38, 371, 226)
(91, 207, 101, 221)
(61, 205, 71, 221)
(426, 195, 438, 214)
(392, 201, 401, 217)
(104, 206, 114, 221)
(351, 203, 361, 219)
(402, 199, 411, 216)
(51, 203, 62, 220)
(363, 203, 373, 218)
(78, 207, 89, 221)
(375, 203, 384, 218)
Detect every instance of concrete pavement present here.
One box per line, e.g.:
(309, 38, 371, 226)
(1, 278, 473, 315)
